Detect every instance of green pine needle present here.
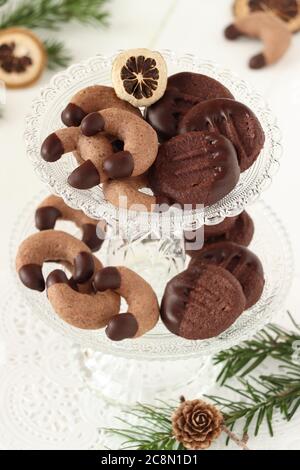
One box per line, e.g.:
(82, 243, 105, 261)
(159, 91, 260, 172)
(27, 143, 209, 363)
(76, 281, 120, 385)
(208, 313, 300, 438)
(0, 0, 109, 30)
(208, 365, 300, 438)
(43, 39, 72, 70)
(105, 401, 185, 451)
(214, 312, 300, 385)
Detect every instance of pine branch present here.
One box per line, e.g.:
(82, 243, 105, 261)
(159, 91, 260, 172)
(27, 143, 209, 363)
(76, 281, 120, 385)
(208, 364, 300, 438)
(209, 314, 300, 438)
(214, 313, 300, 385)
(105, 401, 185, 451)
(43, 39, 72, 70)
(0, 0, 109, 30)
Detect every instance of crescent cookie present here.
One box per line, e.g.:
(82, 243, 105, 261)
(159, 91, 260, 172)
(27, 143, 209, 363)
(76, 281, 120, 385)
(61, 84, 141, 127)
(16, 230, 101, 292)
(41, 127, 114, 189)
(103, 174, 156, 212)
(35, 195, 106, 252)
(80, 108, 158, 179)
(94, 266, 159, 340)
(46, 269, 121, 330)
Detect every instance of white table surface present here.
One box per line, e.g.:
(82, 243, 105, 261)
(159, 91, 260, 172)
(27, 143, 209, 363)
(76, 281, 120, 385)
(0, 0, 300, 450)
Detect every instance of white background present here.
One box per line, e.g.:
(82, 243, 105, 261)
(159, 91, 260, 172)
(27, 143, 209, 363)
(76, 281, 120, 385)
(0, 0, 300, 449)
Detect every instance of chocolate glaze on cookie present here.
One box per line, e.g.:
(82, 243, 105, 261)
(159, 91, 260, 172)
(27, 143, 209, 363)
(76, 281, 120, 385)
(68, 160, 100, 189)
(41, 133, 64, 162)
(105, 313, 138, 341)
(161, 264, 246, 340)
(145, 72, 234, 141)
(93, 267, 122, 292)
(189, 241, 264, 309)
(149, 131, 240, 207)
(19, 263, 45, 292)
(35, 206, 62, 231)
(73, 252, 95, 284)
(185, 211, 254, 256)
(179, 98, 265, 172)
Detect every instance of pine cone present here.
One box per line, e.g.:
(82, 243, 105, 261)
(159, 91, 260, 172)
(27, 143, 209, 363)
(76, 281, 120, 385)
(172, 399, 223, 450)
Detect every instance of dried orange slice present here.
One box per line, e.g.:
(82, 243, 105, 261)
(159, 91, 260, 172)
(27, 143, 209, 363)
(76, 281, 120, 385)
(112, 48, 168, 107)
(0, 27, 46, 89)
(233, 0, 300, 32)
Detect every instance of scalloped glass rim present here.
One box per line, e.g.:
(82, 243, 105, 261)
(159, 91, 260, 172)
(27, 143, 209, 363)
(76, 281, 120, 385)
(24, 51, 282, 232)
(11, 194, 293, 360)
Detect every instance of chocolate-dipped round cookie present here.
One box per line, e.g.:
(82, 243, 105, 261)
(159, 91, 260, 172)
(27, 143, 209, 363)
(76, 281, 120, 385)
(145, 72, 234, 142)
(179, 98, 265, 172)
(189, 241, 264, 309)
(161, 264, 246, 340)
(185, 211, 254, 256)
(149, 131, 240, 207)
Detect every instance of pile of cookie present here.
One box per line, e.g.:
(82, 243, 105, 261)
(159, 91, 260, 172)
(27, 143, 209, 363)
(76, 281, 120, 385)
(165, 211, 265, 340)
(41, 48, 265, 210)
(16, 48, 266, 341)
(16, 194, 264, 341)
(16, 195, 160, 341)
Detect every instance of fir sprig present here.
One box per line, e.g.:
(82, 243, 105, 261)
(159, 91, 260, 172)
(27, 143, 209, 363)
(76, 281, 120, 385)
(105, 401, 185, 450)
(0, 0, 109, 31)
(214, 313, 300, 385)
(43, 39, 72, 70)
(209, 362, 300, 438)
(208, 314, 300, 438)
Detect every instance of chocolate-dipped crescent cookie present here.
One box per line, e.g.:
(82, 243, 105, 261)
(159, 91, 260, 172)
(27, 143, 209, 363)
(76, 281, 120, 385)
(189, 241, 264, 309)
(35, 195, 106, 252)
(41, 127, 115, 189)
(185, 211, 254, 255)
(80, 108, 158, 179)
(149, 131, 240, 207)
(179, 98, 265, 172)
(94, 266, 159, 340)
(145, 72, 234, 141)
(161, 264, 246, 340)
(46, 270, 121, 330)
(61, 85, 141, 127)
(16, 230, 101, 292)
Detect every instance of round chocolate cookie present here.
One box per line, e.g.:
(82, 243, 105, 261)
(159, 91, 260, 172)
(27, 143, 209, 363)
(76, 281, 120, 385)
(179, 98, 265, 172)
(189, 241, 264, 309)
(160, 264, 246, 340)
(149, 131, 240, 207)
(185, 211, 254, 256)
(145, 72, 234, 142)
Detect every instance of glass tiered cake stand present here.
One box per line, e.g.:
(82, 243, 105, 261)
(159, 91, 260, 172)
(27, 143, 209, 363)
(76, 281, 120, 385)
(18, 52, 292, 405)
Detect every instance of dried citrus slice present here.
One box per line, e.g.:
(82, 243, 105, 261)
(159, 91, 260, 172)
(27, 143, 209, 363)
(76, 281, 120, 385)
(0, 27, 46, 89)
(112, 48, 168, 107)
(233, 0, 300, 32)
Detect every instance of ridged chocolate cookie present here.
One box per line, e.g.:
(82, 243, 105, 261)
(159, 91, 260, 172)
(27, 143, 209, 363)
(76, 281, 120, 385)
(185, 211, 254, 255)
(179, 98, 265, 172)
(189, 241, 264, 309)
(160, 264, 246, 340)
(145, 72, 234, 142)
(149, 131, 240, 207)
